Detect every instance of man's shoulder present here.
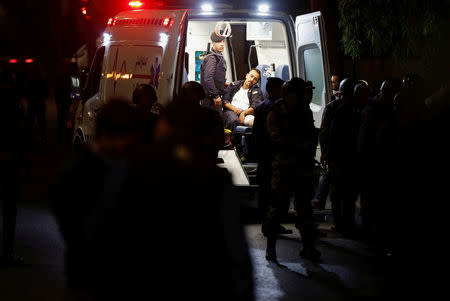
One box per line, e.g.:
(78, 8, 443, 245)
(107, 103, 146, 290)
(201, 52, 219, 63)
(250, 85, 262, 94)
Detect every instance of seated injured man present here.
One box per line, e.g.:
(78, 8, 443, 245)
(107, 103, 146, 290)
(222, 68, 263, 145)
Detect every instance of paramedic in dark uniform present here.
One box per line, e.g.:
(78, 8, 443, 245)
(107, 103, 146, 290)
(200, 32, 228, 112)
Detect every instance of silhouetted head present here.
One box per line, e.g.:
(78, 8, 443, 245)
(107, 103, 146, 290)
(339, 77, 355, 98)
(282, 77, 306, 108)
(265, 77, 284, 100)
(354, 82, 370, 107)
(94, 98, 139, 159)
(402, 73, 424, 90)
(132, 84, 157, 107)
(179, 81, 205, 105)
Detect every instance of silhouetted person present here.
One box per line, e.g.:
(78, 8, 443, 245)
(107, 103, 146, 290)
(317, 76, 343, 217)
(50, 98, 141, 299)
(253, 77, 290, 233)
(175, 80, 226, 152)
(313, 75, 342, 210)
(124, 99, 254, 300)
(55, 62, 78, 144)
(263, 78, 321, 262)
(358, 80, 396, 246)
(178, 80, 205, 105)
(132, 84, 161, 144)
(23, 62, 49, 145)
(0, 71, 25, 267)
(328, 77, 361, 237)
(389, 74, 433, 258)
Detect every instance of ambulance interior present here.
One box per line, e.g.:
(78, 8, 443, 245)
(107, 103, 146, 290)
(186, 20, 290, 98)
(185, 19, 324, 108)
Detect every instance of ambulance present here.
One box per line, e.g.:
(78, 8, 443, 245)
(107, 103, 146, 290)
(74, 1, 330, 187)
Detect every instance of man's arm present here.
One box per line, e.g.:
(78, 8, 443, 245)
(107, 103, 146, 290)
(224, 102, 242, 115)
(239, 107, 254, 124)
(201, 55, 219, 98)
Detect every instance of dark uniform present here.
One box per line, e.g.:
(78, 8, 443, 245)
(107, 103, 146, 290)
(328, 100, 362, 235)
(222, 79, 262, 133)
(200, 49, 227, 110)
(263, 101, 318, 249)
(253, 97, 281, 217)
(319, 98, 342, 160)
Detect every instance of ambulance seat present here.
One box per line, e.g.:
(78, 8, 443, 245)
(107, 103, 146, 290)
(275, 64, 290, 82)
(256, 64, 270, 98)
(235, 125, 253, 162)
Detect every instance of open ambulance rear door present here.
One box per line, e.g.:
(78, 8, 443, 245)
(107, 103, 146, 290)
(295, 11, 331, 129)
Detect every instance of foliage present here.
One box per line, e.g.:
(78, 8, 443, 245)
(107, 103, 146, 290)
(337, 0, 450, 62)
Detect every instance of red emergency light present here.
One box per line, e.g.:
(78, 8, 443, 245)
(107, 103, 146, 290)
(25, 59, 34, 63)
(9, 59, 18, 64)
(81, 6, 87, 15)
(129, 1, 144, 8)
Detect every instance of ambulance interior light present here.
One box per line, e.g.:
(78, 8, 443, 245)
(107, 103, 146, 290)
(258, 4, 270, 12)
(201, 3, 213, 12)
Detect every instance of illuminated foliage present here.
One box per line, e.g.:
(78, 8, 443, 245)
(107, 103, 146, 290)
(338, 0, 450, 62)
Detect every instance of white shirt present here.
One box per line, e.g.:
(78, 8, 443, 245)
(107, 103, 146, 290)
(231, 87, 250, 111)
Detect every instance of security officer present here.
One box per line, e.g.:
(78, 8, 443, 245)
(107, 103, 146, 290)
(200, 31, 228, 112)
(263, 78, 321, 262)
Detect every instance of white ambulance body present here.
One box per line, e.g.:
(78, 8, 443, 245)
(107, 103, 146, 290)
(74, 2, 330, 185)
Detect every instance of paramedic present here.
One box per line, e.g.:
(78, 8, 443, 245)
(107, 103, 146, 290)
(200, 32, 228, 112)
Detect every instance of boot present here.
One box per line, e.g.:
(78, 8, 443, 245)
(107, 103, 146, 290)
(299, 246, 321, 261)
(265, 237, 278, 263)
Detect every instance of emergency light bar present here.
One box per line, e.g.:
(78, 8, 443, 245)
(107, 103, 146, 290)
(129, 1, 144, 8)
(9, 59, 18, 64)
(25, 59, 34, 63)
(108, 17, 173, 27)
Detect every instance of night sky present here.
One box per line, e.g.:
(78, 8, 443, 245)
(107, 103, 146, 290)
(0, 0, 307, 81)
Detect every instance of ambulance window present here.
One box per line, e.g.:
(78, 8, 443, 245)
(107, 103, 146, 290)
(84, 46, 105, 100)
(303, 46, 323, 106)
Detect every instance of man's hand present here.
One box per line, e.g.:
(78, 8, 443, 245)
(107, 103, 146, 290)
(213, 96, 222, 108)
(239, 112, 246, 124)
(234, 108, 243, 115)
